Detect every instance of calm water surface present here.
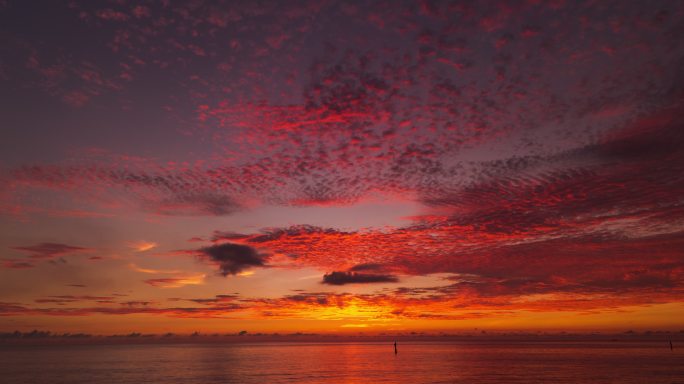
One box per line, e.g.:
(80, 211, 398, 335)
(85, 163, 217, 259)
(1, 341, 682, 383)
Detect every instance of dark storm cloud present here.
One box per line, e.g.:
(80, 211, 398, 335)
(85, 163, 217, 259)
(322, 271, 398, 285)
(199, 243, 267, 276)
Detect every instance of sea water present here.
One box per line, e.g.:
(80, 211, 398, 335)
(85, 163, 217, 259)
(1, 341, 682, 383)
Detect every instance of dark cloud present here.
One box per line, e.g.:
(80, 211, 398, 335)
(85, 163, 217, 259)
(199, 243, 267, 276)
(322, 271, 398, 285)
(184, 294, 240, 304)
(121, 301, 151, 307)
(0, 301, 242, 318)
(34, 295, 115, 305)
(11, 242, 90, 259)
(282, 294, 330, 305)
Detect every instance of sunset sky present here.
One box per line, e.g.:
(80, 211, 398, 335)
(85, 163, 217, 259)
(1, 0, 683, 335)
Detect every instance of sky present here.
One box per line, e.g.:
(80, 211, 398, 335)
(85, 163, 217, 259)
(1, 0, 683, 335)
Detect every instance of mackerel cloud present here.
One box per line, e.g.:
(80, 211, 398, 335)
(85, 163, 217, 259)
(1, 0, 684, 315)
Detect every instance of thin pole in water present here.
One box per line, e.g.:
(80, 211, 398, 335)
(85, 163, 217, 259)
(394, 341, 398, 355)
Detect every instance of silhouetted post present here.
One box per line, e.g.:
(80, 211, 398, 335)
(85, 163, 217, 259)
(394, 341, 398, 354)
(670, 340, 673, 351)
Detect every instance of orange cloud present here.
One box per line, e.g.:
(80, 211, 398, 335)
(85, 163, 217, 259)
(128, 263, 180, 274)
(128, 241, 158, 252)
(144, 274, 205, 288)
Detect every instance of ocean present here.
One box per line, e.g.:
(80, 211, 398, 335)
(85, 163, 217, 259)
(1, 341, 682, 383)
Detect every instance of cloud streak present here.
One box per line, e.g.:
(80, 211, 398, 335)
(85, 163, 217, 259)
(322, 271, 399, 285)
(144, 274, 205, 288)
(11, 243, 90, 259)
